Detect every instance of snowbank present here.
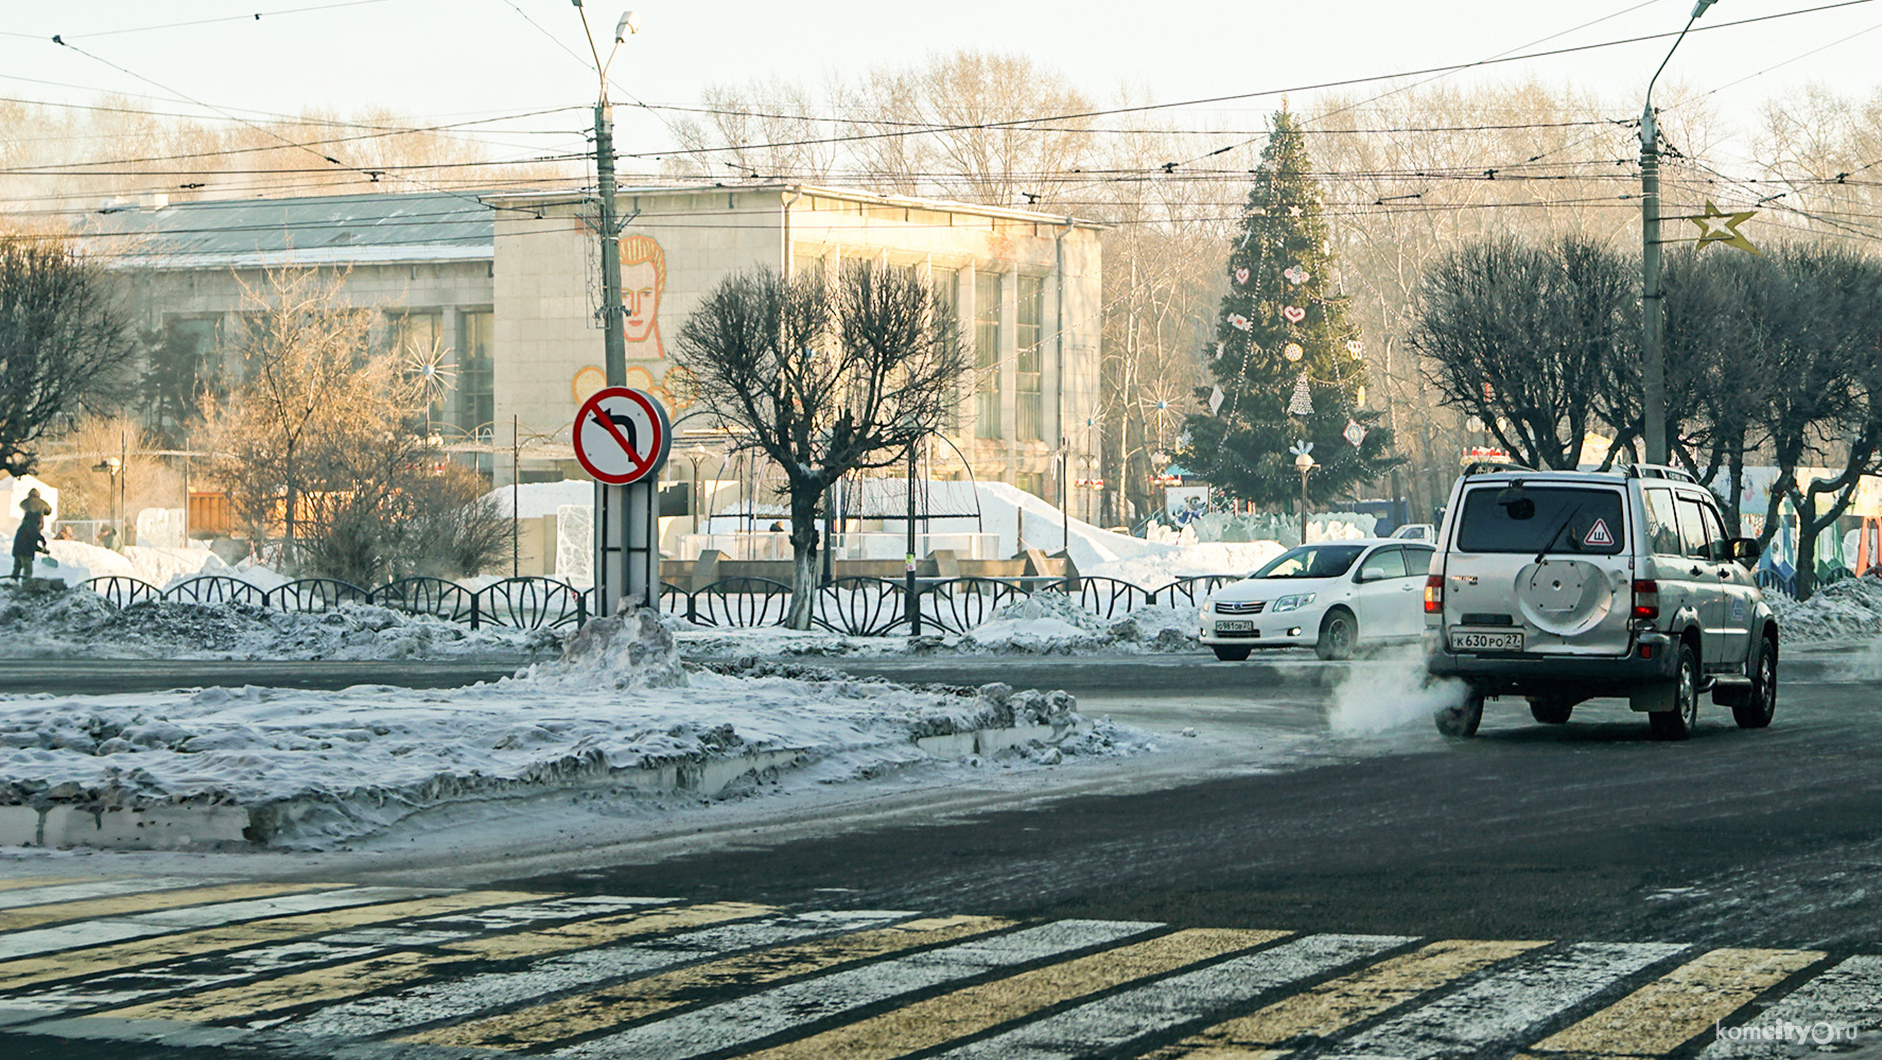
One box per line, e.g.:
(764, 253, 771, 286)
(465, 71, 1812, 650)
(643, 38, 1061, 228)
(481, 479, 594, 519)
(1768, 576, 1882, 645)
(0, 610, 1151, 848)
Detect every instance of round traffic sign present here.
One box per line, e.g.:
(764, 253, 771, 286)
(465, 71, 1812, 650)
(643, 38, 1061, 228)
(573, 386, 671, 485)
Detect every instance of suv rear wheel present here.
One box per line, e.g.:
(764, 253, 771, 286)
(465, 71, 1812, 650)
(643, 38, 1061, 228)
(1528, 697, 1573, 724)
(1732, 635, 1777, 729)
(1435, 691, 1485, 737)
(1648, 642, 1701, 741)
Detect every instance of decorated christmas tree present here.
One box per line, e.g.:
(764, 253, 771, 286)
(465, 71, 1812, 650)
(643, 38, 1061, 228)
(1182, 109, 1398, 508)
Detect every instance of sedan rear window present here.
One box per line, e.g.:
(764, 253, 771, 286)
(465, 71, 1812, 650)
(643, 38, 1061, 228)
(1456, 486, 1625, 556)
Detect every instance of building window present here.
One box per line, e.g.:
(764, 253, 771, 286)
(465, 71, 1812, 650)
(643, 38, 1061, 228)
(147, 315, 223, 436)
(932, 268, 960, 431)
(387, 311, 447, 433)
(457, 309, 494, 440)
(974, 271, 1001, 440)
(1015, 274, 1045, 442)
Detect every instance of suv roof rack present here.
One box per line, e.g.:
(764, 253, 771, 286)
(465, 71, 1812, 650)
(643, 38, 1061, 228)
(1620, 463, 1697, 483)
(1461, 460, 1537, 476)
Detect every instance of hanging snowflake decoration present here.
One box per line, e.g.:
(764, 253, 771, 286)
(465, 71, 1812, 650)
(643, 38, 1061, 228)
(1343, 420, 1369, 447)
(1284, 342, 1304, 362)
(404, 343, 457, 408)
(1283, 265, 1310, 285)
(1288, 371, 1315, 417)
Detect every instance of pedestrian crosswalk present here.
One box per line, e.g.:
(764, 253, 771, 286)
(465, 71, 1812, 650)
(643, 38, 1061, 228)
(0, 875, 1871, 1058)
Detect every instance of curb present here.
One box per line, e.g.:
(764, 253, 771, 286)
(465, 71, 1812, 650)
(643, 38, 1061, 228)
(0, 721, 1074, 852)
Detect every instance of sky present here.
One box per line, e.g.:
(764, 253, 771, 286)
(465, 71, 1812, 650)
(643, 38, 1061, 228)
(2, 0, 1879, 189)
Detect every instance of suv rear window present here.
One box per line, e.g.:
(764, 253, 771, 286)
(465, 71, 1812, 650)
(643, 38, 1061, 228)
(1456, 486, 1626, 556)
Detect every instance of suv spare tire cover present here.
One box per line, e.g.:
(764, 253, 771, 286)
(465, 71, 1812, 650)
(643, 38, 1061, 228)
(1515, 560, 1620, 636)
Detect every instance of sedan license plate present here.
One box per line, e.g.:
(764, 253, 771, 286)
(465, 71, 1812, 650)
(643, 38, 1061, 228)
(1215, 620, 1254, 632)
(1452, 630, 1523, 651)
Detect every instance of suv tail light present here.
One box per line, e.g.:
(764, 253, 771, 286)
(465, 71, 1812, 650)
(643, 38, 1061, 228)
(1631, 579, 1659, 622)
(1424, 575, 1443, 613)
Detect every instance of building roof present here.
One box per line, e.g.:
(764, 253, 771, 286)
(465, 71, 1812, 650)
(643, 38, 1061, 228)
(81, 190, 496, 269)
(486, 182, 1108, 232)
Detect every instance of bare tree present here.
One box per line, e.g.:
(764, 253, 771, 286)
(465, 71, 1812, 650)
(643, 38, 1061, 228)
(0, 234, 138, 476)
(673, 263, 967, 629)
(1411, 235, 1635, 471)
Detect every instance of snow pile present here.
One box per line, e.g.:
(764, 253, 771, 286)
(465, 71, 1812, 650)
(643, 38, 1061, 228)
(481, 479, 594, 520)
(1081, 542, 1282, 587)
(0, 614, 1146, 848)
(42, 540, 134, 581)
(1768, 576, 1882, 645)
(0, 582, 559, 661)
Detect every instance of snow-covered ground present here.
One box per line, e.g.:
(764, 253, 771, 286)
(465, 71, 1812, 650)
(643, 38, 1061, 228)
(0, 607, 1154, 851)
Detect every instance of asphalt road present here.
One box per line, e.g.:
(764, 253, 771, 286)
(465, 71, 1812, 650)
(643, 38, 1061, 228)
(507, 665, 1882, 952)
(4, 650, 1879, 1058)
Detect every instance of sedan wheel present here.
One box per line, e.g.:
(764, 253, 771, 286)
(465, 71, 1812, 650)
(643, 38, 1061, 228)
(1315, 608, 1357, 661)
(1211, 645, 1251, 662)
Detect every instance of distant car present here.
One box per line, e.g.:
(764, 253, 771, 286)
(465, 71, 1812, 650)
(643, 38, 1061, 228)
(1390, 523, 1436, 542)
(1199, 539, 1437, 661)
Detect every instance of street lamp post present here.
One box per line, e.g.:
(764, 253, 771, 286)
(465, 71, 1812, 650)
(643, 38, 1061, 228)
(1294, 451, 1315, 545)
(573, 3, 639, 389)
(575, 3, 643, 617)
(1641, 0, 1718, 466)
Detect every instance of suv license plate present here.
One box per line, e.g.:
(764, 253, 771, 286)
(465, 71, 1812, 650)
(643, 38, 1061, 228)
(1453, 630, 1524, 651)
(1215, 620, 1254, 632)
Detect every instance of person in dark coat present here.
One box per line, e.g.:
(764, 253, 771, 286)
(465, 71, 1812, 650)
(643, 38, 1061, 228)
(10, 518, 48, 580)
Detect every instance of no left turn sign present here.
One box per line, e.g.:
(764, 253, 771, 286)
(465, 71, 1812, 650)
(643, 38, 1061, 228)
(573, 386, 671, 485)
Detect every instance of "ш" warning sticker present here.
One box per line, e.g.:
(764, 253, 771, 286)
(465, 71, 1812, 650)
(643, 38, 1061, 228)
(1583, 518, 1614, 547)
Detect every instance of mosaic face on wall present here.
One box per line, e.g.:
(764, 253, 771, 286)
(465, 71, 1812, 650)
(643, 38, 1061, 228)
(620, 234, 665, 358)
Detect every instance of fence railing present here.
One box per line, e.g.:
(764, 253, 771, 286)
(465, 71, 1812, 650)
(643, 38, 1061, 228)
(78, 573, 1245, 636)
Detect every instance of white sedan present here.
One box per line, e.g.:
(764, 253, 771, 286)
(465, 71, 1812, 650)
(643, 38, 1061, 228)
(1198, 539, 1437, 661)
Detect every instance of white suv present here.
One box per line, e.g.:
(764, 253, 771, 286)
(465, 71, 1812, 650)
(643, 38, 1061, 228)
(1423, 464, 1778, 740)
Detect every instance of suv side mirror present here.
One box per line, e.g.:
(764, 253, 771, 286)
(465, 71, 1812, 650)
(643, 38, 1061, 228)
(1730, 537, 1761, 565)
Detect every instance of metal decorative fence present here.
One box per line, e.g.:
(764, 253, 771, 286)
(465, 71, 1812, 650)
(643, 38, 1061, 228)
(81, 574, 591, 631)
(76, 571, 1242, 637)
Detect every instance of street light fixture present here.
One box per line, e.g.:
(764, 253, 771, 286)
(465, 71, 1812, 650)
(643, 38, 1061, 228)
(1294, 450, 1315, 545)
(1640, 0, 1718, 465)
(572, 3, 639, 390)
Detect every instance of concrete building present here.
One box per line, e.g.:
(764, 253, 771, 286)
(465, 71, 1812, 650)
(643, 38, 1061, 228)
(90, 187, 1104, 558)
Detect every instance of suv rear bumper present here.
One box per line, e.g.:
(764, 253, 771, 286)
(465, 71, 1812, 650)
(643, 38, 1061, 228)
(1425, 631, 1678, 695)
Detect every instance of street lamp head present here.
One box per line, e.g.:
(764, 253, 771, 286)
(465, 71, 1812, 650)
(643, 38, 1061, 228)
(1691, 0, 1716, 18)
(614, 10, 640, 41)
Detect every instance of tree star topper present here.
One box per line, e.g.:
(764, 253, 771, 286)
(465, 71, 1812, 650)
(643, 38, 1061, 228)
(1687, 200, 1760, 256)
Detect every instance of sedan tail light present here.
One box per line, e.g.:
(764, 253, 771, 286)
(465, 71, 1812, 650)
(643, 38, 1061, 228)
(1631, 579, 1660, 622)
(1424, 575, 1443, 613)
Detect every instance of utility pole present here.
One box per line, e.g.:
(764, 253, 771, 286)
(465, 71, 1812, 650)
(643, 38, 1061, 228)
(595, 102, 626, 388)
(1639, 0, 1717, 466)
(576, 5, 642, 618)
(1640, 105, 1666, 466)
